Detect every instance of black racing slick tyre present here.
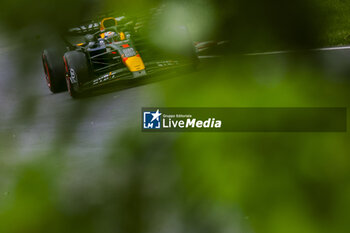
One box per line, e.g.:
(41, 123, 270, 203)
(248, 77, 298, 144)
(42, 48, 67, 93)
(63, 51, 91, 98)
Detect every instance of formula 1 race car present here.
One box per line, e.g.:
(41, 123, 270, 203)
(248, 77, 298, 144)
(42, 13, 198, 98)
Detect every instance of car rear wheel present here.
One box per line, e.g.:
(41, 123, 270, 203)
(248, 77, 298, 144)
(64, 51, 91, 98)
(42, 48, 67, 93)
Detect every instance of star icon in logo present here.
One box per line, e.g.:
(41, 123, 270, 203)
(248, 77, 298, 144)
(151, 109, 162, 122)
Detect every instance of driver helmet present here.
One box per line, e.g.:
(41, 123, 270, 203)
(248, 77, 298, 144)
(100, 17, 118, 31)
(100, 17, 118, 40)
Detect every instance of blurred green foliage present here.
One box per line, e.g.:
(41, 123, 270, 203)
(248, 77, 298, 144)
(1, 55, 350, 232)
(159, 56, 350, 233)
(0, 0, 350, 233)
(318, 0, 350, 45)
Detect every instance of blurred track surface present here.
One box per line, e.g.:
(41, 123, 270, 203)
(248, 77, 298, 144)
(0, 39, 350, 157)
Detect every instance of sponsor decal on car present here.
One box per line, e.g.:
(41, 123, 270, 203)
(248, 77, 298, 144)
(92, 71, 120, 85)
(69, 68, 78, 84)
